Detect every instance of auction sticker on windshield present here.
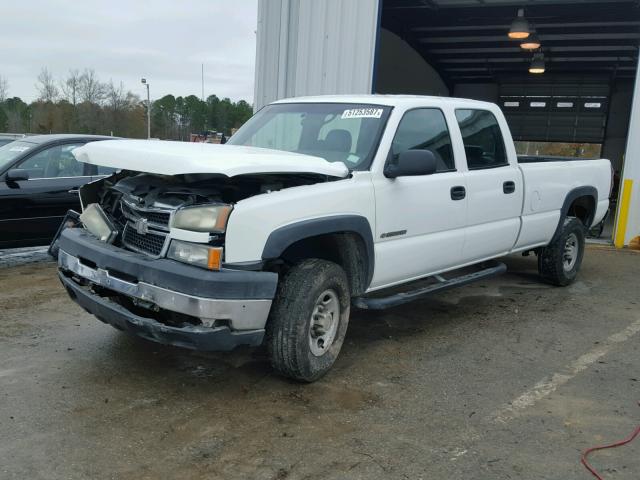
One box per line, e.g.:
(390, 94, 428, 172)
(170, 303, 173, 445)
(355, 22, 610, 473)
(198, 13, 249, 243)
(341, 108, 384, 119)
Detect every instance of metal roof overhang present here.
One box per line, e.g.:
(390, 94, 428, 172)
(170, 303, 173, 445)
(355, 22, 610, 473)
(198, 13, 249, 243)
(381, 0, 640, 85)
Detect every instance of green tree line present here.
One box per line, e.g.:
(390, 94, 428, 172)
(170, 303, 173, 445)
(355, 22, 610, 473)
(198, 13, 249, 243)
(0, 69, 253, 140)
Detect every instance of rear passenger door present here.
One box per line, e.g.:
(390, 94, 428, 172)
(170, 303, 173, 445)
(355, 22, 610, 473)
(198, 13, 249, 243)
(371, 108, 468, 289)
(455, 109, 523, 261)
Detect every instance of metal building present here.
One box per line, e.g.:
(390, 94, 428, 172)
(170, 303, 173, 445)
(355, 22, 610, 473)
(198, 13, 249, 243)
(254, 0, 640, 247)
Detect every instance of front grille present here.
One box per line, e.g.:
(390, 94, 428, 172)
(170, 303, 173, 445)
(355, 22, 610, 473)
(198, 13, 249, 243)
(121, 202, 171, 229)
(142, 210, 170, 226)
(122, 223, 167, 257)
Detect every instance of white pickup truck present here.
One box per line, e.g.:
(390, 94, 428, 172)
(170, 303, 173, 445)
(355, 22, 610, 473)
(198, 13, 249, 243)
(54, 95, 612, 381)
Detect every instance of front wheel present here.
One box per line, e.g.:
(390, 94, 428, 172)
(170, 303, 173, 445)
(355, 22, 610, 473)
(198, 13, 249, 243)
(266, 259, 351, 382)
(538, 216, 585, 286)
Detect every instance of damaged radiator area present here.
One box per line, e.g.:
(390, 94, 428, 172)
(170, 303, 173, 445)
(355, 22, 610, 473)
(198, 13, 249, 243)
(79, 170, 332, 256)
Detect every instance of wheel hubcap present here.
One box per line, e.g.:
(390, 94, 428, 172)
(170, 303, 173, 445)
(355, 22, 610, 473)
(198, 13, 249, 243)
(309, 289, 340, 357)
(563, 233, 579, 272)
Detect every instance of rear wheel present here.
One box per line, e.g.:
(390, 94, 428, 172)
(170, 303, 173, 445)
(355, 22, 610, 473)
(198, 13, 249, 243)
(266, 259, 350, 382)
(538, 216, 585, 286)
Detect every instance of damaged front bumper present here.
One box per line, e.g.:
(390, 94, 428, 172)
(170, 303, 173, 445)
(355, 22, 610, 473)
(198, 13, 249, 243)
(57, 228, 278, 351)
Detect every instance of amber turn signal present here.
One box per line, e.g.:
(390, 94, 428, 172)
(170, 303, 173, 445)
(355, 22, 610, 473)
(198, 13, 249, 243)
(207, 247, 222, 270)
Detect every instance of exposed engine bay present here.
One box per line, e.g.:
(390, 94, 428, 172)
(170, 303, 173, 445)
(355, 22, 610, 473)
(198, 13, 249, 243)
(79, 171, 331, 257)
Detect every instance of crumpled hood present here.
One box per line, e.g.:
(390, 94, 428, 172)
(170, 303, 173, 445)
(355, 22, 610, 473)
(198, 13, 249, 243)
(72, 139, 349, 178)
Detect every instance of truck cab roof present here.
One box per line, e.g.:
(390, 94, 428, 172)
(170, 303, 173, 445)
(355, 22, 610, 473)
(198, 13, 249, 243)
(272, 94, 496, 109)
(19, 134, 115, 145)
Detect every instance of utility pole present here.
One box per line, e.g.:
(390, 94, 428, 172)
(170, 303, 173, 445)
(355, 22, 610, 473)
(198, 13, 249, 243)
(141, 78, 151, 139)
(202, 64, 207, 135)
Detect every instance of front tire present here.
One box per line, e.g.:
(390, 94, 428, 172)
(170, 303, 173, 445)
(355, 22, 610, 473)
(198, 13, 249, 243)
(266, 259, 350, 382)
(538, 216, 585, 286)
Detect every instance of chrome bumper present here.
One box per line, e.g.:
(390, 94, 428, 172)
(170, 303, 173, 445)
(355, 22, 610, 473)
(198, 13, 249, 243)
(58, 249, 272, 330)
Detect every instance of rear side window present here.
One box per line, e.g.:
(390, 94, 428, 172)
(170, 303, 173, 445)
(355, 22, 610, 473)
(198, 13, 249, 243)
(391, 108, 455, 172)
(455, 109, 508, 170)
(97, 165, 117, 175)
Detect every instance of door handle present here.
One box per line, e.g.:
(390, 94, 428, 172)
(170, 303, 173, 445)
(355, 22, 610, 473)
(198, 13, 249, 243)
(68, 189, 79, 194)
(450, 185, 466, 201)
(503, 181, 516, 194)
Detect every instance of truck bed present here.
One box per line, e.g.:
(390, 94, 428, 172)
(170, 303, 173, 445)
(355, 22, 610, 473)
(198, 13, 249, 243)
(512, 158, 611, 251)
(518, 155, 600, 163)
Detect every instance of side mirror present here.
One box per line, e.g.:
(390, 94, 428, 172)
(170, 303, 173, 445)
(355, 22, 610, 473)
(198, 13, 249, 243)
(384, 150, 437, 179)
(6, 169, 29, 182)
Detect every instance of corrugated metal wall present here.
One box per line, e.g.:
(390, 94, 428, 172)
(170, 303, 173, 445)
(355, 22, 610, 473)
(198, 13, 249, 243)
(254, 0, 380, 110)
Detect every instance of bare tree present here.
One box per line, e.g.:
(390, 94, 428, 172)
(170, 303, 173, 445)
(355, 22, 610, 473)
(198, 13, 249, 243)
(105, 80, 129, 111)
(104, 81, 141, 135)
(35, 67, 59, 102)
(79, 69, 105, 104)
(0, 75, 8, 102)
(6, 110, 24, 132)
(61, 69, 81, 106)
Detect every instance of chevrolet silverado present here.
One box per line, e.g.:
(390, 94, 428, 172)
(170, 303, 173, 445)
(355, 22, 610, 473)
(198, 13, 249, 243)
(54, 95, 612, 381)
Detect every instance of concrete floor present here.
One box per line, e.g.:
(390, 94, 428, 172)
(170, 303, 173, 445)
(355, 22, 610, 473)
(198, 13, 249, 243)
(1, 247, 639, 480)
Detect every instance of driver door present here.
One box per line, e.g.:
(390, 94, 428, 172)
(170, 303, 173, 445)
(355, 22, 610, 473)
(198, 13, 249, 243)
(371, 108, 468, 289)
(1, 142, 89, 247)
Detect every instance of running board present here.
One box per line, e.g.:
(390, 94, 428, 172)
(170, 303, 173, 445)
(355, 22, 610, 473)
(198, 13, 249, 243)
(353, 262, 507, 310)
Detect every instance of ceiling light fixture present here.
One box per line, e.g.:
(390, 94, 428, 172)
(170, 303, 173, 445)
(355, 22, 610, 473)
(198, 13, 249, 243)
(509, 8, 530, 39)
(529, 54, 545, 74)
(521, 31, 541, 50)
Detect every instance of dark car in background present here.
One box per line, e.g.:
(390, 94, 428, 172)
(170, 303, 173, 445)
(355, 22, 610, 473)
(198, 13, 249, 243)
(0, 134, 24, 147)
(0, 134, 117, 248)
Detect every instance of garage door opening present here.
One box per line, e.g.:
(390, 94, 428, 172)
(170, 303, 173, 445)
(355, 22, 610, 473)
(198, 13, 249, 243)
(515, 141, 602, 159)
(376, 0, 640, 241)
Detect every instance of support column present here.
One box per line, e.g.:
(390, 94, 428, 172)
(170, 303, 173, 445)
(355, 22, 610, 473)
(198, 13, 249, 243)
(254, 0, 380, 111)
(614, 69, 640, 247)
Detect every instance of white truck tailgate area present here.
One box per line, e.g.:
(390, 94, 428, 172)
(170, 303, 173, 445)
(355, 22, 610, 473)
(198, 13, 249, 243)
(514, 159, 611, 250)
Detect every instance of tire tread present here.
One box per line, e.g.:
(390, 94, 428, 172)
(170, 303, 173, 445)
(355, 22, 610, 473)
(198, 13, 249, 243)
(266, 259, 349, 382)
(538, 216, 585, 286)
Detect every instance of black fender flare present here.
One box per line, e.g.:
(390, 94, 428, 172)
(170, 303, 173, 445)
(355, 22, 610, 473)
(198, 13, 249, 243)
(262, 215, 375, 288)
(551, 186, 598, 241)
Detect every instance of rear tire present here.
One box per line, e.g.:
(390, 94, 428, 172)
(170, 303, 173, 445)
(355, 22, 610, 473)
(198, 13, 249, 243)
(266, 259, 351, 382)
(538, 216, 585, 286)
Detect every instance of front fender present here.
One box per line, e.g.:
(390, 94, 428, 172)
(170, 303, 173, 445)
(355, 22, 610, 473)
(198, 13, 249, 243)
(223, 173, 376, 267)
(262, 215, 375, 286)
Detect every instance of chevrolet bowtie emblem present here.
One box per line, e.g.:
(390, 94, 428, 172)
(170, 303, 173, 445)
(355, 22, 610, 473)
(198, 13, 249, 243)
(134, 217, 149, 235)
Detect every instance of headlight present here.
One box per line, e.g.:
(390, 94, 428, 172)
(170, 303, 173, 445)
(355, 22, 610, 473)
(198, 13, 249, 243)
(80, 203, 117, 243)
(167, 240, 222, 270)
(171, 204, 232, 233)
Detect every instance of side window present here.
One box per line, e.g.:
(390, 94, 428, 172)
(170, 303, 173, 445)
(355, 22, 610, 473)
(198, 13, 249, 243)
(97, 166, 118, 175)
(391, 109, 455, 172)
(19, 144, 86, 179)
(455, 109, 508, 170)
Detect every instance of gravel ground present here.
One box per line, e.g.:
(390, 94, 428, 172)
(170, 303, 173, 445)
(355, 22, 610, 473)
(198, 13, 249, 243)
(0, 246, 639, 480)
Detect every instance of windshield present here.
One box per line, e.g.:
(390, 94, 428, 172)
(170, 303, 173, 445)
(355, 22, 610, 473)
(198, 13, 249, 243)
(228, 103, 391, 170)
(0, 141, 35, 173)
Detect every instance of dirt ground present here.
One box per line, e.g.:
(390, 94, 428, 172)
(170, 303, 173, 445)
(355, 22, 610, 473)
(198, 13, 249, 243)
(1, 247, 639, 480)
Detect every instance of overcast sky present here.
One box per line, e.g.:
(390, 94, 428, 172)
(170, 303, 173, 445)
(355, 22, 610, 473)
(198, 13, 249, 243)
(1, 0, 258, 104)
